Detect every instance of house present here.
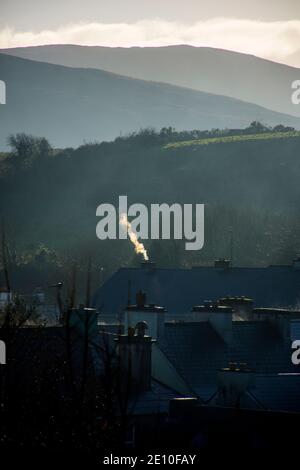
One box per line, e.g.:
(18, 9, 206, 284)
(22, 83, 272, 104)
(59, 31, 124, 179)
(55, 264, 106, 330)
(3, 300, 299, 451)
(96, 296, 300, 450)
(0, 287, 12, 309)
(98, 291, 300, 411)
(93, 260, 300, 318)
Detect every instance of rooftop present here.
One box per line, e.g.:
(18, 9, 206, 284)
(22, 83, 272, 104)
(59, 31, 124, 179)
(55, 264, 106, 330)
(93, 263, 300, 314)
(160, 320, 297, 401)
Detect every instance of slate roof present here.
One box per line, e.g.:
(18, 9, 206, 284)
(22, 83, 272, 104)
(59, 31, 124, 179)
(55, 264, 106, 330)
(231, 321, 293, 373)
(127, 380, 183, 416)
(160, 321, 297, 401)
(161, 322, 227, 400)
(252, 374, 300, 412)
(93, 264, 300, 315)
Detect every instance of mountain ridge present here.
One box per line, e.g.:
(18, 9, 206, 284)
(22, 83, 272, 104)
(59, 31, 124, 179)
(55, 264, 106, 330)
(0, 52, 300, 150)
(2, 44, 300, 118)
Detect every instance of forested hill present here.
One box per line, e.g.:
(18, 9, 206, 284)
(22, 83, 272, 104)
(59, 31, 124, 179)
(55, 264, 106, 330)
(1, 127, 300, 287)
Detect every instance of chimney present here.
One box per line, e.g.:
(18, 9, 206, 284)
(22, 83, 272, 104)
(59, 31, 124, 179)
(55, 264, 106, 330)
(192, 303, 233, 343)
(214, 258, 230, 270)
(124, 291, 166, 341)
(218, 296, 254, 320)
(136, 290, 146, 308)
(141, 261, 156, 273)
(215, 363, 255, 408)
(251, 308, 291, 339)
(116, 323, 155, 392)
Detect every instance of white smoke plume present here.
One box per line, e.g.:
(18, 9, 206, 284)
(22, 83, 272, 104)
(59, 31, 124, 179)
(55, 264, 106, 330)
(120, 213, 149, 261)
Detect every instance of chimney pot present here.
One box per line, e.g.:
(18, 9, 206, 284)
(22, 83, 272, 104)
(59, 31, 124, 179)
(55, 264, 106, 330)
(136, 290, 146, 308)
(135, 320, 148, 337)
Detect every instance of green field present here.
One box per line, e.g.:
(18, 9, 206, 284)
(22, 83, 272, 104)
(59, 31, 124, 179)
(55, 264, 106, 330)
(163, 131, 300, 150)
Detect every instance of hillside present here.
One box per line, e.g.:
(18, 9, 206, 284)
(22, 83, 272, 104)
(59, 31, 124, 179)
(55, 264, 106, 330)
(1, 130, 300, 287)
(2, 44, 300, 118)
(1, 53, 300, 149)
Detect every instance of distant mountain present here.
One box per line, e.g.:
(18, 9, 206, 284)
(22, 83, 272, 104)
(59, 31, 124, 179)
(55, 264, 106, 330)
(0, 53, 300, 150)
(2, 44, 300, 118)
(285, 50, 300, 69)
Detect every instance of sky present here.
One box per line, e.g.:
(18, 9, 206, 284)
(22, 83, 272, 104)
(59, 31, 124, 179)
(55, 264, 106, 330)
(1, 0, 300, 66)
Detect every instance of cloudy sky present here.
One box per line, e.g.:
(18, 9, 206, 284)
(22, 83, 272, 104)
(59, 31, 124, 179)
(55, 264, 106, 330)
(1, 0, 300, 66)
